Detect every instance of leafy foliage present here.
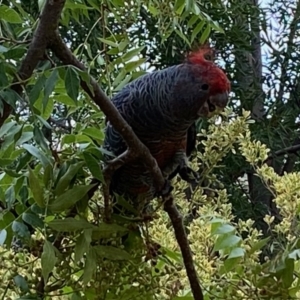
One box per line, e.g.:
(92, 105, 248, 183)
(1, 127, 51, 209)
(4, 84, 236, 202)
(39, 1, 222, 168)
(0, 0, 300, 299)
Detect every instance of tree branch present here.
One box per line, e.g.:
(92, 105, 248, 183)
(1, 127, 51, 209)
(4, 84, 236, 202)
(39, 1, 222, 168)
(48, 32, 165, 191)
(0, 0, 66, 127)
(264, 143, 300, 165)
(3, 2, 204, 296)
(48, 29, 204, 300)
(164, 195, 204, 300)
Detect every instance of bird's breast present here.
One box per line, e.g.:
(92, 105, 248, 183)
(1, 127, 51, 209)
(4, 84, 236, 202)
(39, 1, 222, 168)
(146, 137, 187, 169)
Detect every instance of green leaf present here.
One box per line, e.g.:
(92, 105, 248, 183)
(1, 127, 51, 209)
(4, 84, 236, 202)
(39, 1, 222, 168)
(29, 75, 47, 106)
(41, 240, 57, 282)
(114, 194, 138, 215)
(93, 245, 132, 260)
(38, 97, 53, 120)
(0, 64, 9, 88)
(113, 69, 127, 88)
(289, 249, 300, 260)
(14, 275, 29, 292)
(5, 185, 15, 209)
(36, 115, 52, 129)
(50, 184, 96, 212)
(214, 235, 241, 251)
(174, 0, 185, 14)
(43, 164, 53, 187)
(65, 67, 80, 103)
(12, 221, 31, 239)
(125, 58, 147, 72)
(163, 247, 182, 263)
(23, 144, 51, 168)
(55, 93, 77, 106)
(0, 89, 21, 110)
(33, 126, 49, 151)
(228, 247, 245, 259)
(191, 20, 205, 42)
(98, 38, 118, 48)
(175, 29, 191, 46)
(75, 229, 92, 263)
(43, 69, 58, 112)
(0, 229, 7, 245)
(185, 0, 194, 12)
(187, 15, 199, 28)
(83, 152, 103, 182)
(0, 5, 23, 23)
(22, 213, 44, 229)
(282, 258, 294, 288)
(115, 75, 132, 91)
(0, 45, 8, 53)
(122, 46, 145, 62)
(62, 134, 76, 145)
(199, 25, 211, 44)
(28, 167, 44, 207)
(211, 224, 235, 235)
(55, 161, 85, 194)
(248, 237, 270, 254)
(0, 158, 13, 166)
(14, 124, 24, 143)
(210, 20, 224, 33)
(221, 257, 241, 274)
(91, 223, 128, 239)
(16, 132, 34, 147)
(83, 248, 97, 284)
(0, 121, 17, 139)
(16, 152, 32, 172)
(82, 127, 104, 141)
(48, 218, 95, 231)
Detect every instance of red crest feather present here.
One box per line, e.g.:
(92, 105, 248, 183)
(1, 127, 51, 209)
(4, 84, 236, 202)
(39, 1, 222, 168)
(186, 46, 216, 64)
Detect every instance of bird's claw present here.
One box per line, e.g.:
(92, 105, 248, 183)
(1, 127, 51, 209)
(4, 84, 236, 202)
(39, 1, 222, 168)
(156, 180, 174, 197)
(179, 166, 200, 185)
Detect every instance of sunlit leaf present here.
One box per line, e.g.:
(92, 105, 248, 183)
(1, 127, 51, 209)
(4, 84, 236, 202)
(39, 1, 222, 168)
(0, 5, 22, 23)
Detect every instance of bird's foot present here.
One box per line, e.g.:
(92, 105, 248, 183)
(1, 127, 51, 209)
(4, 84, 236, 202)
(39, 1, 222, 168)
(156, 180, 174, 197)
(179, 166, 199, 186)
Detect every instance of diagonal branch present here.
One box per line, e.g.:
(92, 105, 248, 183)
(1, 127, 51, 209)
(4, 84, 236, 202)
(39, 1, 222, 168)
(48, 30, 204, 300)
(0, 0, 66, 127)
(48, 32, 165, 192)
(164, 195, 204, 300)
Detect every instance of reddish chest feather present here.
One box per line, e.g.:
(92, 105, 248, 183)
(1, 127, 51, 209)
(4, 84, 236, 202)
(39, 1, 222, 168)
(146, 137, 187, 170)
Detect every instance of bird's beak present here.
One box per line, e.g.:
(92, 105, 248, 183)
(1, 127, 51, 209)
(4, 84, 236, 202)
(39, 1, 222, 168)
(197, 91, 229, 118)
(208, 91, 229, 111)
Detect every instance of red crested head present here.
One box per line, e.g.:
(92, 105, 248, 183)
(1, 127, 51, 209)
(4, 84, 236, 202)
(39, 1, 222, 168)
(187, 47, 230, 95)
(185, 47, 231, 117)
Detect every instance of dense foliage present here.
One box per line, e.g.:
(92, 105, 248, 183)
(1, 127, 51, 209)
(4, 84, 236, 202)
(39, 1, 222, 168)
(0, 0, 300, 299)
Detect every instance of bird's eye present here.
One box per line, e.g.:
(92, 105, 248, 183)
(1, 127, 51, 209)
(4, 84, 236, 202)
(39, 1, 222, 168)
(201, 84, 209, 90)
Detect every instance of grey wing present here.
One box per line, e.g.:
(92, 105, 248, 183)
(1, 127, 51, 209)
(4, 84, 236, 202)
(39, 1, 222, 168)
(103, 87, 140, 160)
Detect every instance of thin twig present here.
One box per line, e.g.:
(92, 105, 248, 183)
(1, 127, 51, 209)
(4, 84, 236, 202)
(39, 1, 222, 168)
(0, 37, 31, 45)
(264, 143, 300, 165)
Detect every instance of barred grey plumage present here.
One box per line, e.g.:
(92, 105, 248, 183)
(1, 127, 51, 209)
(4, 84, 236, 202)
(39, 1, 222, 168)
(104, 50, 230, 206)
